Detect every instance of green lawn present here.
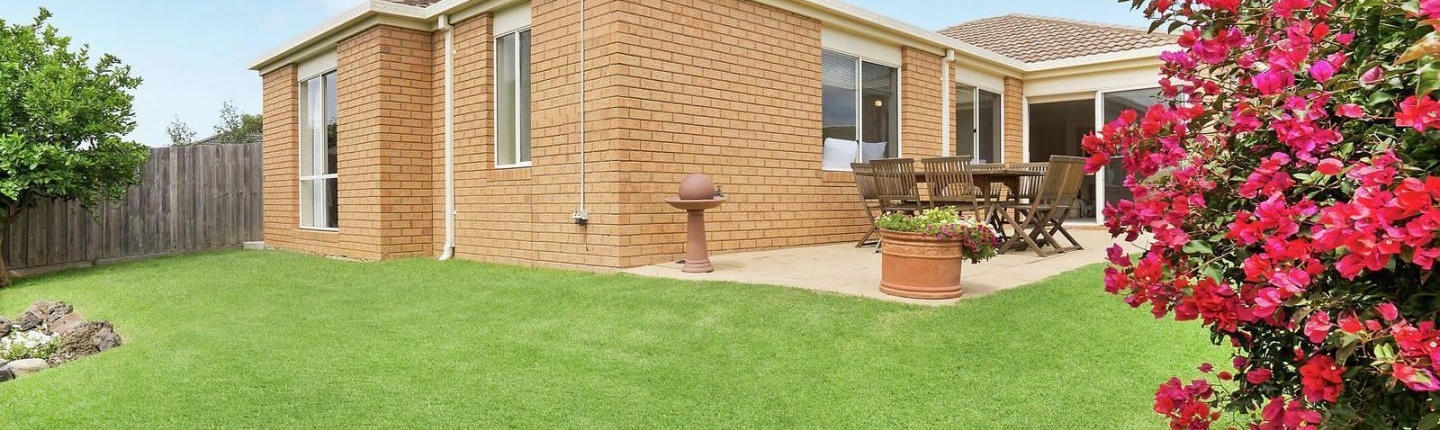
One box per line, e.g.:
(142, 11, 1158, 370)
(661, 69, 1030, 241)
(0, 250, 1218, 429)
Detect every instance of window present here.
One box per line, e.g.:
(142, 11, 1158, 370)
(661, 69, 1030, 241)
(822, 50, 898, 171)
(300, 71, 338, 230)
(496, 29, 532, 167)
(955, 84, 1003, 163)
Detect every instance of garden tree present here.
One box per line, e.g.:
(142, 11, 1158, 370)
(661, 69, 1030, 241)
(166, 115, 196, 146)
(0, 9, 148, 286)
(211, 101, 262, 144)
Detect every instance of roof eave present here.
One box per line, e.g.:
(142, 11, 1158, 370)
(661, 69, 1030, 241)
(248, 1, 429, 72)
(1021, 45, 1172, 76)
(773, 0, 1030, 73)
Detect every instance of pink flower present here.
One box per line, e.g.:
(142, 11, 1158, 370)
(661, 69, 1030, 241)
(1304, 312, 1332, 343)
(1299, 355, 1344, 403)
(1423, 0, 1440, 19)
(1308, 59, 1337, 83)
(1316, 158, 1344, 175)
(1360, 66, 1384, 86)
(1336, 32, 1355, 45)
(1335, 103, 1364, 118)
(1378, 302, 1400, 322)
(1200, 0, 1240, 13)
(1253, 68, 1294, 96)
(1397, 96, 1440, 131)
(1338, 314, 1364, 333)
(1247, 368, 1274, 384)
(1254, 287, 1284, 318)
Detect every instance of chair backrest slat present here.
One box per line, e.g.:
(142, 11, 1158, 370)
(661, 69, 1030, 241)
(1012, 162, 1049, 202)
(921, 157, 977, 204)
(850, 163, 879, 200)
(869, 158, 920, 204)
(1032, 156, 1087, 210)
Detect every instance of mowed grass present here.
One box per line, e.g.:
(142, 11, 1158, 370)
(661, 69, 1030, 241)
(0, 250, 1219, 429)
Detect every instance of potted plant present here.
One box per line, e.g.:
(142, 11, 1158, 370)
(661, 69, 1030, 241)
(875, 207, 1000, 299)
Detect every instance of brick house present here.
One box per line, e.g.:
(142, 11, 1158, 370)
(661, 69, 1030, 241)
(249, 0, 1175, 270)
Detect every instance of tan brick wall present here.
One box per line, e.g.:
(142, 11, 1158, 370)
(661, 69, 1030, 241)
(335, 25, 435, 260)
(262, 0, 969, 270)
(423, 1, 630, 270)
(901, 47, 943, 159)
(1003, 76, 1024, 163)
(262, 65, 346, 255)
(605, 0, 898, 267)
(260, 26, 435, 261)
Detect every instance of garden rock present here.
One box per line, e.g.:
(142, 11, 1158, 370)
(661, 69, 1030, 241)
(5, 358, 49, 377)
(0, 301, 124, 381)
(15, 312, 41, 331)
(46, 302, 73, 322)
(48, 321, 122, 365)
(22, 301, 55, 318)
(47, 312, 86, 335)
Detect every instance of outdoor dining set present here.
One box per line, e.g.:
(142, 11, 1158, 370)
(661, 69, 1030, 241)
(850, 155, 1091, 257)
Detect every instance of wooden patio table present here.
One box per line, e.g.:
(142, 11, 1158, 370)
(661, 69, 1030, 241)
(912, 167, 1045, 243)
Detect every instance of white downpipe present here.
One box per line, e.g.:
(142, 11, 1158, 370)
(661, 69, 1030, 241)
(941, 49, 954, 157)
(577, 0, 588, 217)
(438, 14, 456, 261)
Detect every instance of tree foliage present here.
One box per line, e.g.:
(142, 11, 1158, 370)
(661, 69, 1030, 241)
(0, 8, 149, 284)
(210, 101, 261, 145)
(166, 115, 196, 146)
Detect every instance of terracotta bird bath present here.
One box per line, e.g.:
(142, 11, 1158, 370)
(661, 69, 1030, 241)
(665, 174, 727, 273)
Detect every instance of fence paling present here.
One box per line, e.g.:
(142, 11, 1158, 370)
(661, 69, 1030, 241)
(3, 143, 263, 272)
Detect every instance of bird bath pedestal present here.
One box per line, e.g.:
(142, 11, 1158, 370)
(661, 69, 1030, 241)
(664, 197, 727, 273)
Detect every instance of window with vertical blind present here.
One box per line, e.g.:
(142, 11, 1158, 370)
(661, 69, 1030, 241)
(299, 71, 338, 230)
(495, 28, 532, 168)
(821, 50, 898, 171)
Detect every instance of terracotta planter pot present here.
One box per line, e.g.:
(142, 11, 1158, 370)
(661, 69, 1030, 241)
(879, 229, 965, 299)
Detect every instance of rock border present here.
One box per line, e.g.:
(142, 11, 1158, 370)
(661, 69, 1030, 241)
(0, 301, 122, 382)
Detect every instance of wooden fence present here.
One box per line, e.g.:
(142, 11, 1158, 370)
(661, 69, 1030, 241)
(3, 143, 263, 275)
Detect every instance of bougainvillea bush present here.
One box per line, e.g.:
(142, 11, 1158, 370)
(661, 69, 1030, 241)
(1085, 0, 1440, 428)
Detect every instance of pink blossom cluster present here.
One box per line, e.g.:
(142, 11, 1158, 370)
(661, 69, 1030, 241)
(1085, 0, 1440, 427)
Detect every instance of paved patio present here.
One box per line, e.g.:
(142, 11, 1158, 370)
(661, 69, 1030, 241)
(623, 227, 1131, 306)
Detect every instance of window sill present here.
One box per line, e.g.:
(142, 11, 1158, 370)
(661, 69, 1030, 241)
(299, 227, 339, 233)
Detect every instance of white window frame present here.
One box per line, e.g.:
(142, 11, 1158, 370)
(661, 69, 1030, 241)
(494, 27, 533, 169)
(299, 69, 339, 232)
(954, 82, 1005, 164)
(821, 48, 903, 172)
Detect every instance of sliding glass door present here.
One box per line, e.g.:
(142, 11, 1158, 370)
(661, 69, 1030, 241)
(1097, 88, 1162, 217)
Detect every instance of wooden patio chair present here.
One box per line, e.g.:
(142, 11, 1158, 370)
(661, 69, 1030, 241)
(999, 155, 1087, 256)
(920, 157, 988, 221)
(869, 158, 926, 214)
(1039, 157, 1089, 251)
(850, 162, 882, 247)
(1010, 162, 1050, 204)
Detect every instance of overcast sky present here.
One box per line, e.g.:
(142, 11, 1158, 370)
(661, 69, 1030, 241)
(0, 1, 1154, 146)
